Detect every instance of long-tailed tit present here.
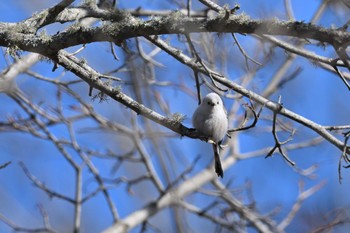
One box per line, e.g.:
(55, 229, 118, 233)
(192, 92, 228, 178)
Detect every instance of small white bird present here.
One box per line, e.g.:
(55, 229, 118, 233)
(192, 92, 228, 178)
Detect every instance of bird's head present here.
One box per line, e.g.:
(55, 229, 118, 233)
(202, 92, 223, 108)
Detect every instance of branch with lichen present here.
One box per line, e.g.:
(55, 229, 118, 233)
(0, 7, 349, 56)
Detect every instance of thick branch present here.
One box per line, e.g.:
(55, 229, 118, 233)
(50, 50, 204, 141)
(0, 12, 349, 55)
(22, 0, 75, 32)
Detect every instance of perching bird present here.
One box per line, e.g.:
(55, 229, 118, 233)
(192, 92, 228, 178)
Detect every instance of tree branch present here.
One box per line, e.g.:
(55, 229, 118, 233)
(1, 12, 349, 55)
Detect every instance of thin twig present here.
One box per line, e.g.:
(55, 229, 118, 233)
(136, 38, 164, 67)
(232, 33, 262, 70)
(277, 180, 326, 231)
(324, 125, 350, 131)
(184, 34, 227, 92)
(332, 64, 350, 91)
(335, 46, 350, 73)
(179, 201, 240, 231)
(165, 155, 201, 191)
(68, 44, 86, 56)
(110, 42, 120, 60)
(194, 71, 202, 105)
(284, 0, 295, 20)
(187, 0, 191, 17)
(339, 130, 350, 183)
(19, 162, 76, 203)
(265, 97, 296, 166)
(198, 0, 223, 12)
(0, 161, 11, 170)
(37, 204, 53, 231)
(228, 100, 263, 133)
(0, 213, 57, 233)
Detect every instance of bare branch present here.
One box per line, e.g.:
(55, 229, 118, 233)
(260, 35, 345, 67)
(0, 213, 57, 233)
(20, 162, 76, 203)
(232, 33, 262, 69)
(184, 34, 227, 91)
(265, 98, 296, 166)
(212, 180, 283, 233)
(1, 12, 349, 55)
(284, 0, 295, 20)
(198, 0, 223, 12)
(22, 0, 75, 32)
(332, 64, 350, 91)
(102, 158, 238, 233)
(228, 100, 263, 133)
(145, 35, 347, 154)
(0, 161, 11, 170)
(1, 2, 349, 233)
(277, 180, 326, 231)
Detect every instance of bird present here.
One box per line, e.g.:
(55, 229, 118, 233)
(192, 92, 228, 178)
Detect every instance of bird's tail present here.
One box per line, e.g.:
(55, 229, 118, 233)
(212, 144, 223, 178)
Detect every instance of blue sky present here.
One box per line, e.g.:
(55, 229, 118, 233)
(0, 0, 350, 232)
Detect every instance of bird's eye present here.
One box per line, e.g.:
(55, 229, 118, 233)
(207, 101, 210, 105)
(217, 101, 219, 104)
